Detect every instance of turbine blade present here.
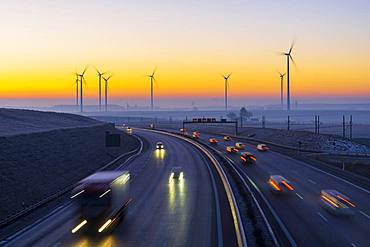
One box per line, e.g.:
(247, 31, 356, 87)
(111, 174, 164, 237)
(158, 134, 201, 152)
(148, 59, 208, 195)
(94, 67, 100, 75)
(82, 66, 88, 75)
(289, 40, 295, 54)
(289, 54, 296, 66)
(274, 51, 286, 56)
(152, 67, 157, 76)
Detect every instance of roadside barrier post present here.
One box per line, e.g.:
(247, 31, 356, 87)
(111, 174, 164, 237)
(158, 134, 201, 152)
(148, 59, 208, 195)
(318, 116, 320, 134)
(349, 115, 353, 140)
(342, 115, 346, 138)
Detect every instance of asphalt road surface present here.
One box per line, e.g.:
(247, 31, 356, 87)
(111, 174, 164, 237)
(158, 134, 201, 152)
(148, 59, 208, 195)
(200, 132, 370, 247)
(4, 129, 238, 247)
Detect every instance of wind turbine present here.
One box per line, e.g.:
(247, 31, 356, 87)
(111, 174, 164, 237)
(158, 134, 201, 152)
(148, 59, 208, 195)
(103, 75, 112, 112)
(147, 68, 156, 110)
(280, 42, 296, 111)
(77, 67, 88, 112)
(95, 68, 106, 112)
(222, 73, 232, 111)
(74, 74, 79, 106)
(278, 72, 286, 108)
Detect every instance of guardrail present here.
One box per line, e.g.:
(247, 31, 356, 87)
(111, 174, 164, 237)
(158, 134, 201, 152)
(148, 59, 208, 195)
(215, 131, 370, 157)
(0, 133, 143, 228)
(202, 130, 370, 192)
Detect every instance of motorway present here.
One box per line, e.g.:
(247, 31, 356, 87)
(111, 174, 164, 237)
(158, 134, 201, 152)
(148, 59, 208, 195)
(199, 132, 370, 247)
(4, 129, 239, 247)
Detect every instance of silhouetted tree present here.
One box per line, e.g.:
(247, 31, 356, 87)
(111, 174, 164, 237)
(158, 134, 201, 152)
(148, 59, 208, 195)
(239, 107, 252, 127)
(227, 112, 238, 120)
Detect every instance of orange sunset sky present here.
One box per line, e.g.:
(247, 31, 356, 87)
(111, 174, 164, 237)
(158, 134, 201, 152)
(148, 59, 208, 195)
(0, 0, 369, 106)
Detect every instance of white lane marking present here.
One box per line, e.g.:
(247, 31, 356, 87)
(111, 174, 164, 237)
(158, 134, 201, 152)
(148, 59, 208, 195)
(308, 179, 317, 184)
(359, 210, 370, 219)
(350, 243, 357, 247)
(317, 212, 328, 222)
(295, 193, 304, 200)
(270, 150, 370, 194)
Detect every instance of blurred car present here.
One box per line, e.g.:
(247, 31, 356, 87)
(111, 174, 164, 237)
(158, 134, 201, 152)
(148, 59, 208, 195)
(126, 127, 133, 134)
(320, 190, 356, 215)
(240, 152, 256, 164)
(156, 141, 164, 150)
(209, 138, 218, 144)
(180, 128, 188, 135)
(70, 171, 131, 234)
(235, 142, 246, 150)
(257, 144, 269, 151)
(149, 123, 155, 129)
(192, 131, 200, 139)
(268, 175, 294, 193)
(224, 135, 231, 141)
(169, 167, 184, 183)
(226, 146, 238, 153)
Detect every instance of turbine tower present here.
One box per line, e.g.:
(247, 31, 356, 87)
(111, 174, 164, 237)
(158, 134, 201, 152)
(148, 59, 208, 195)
(77, 67, 88, 112)
(278, 72, 286, 108)
(74, 74, 79, 106)
(103, 75, 112, 112)
(147, 68, 156, 110)
(280, 42, 295, 111)
(96, 68, 106, 112)
(222, 73, 232, 111)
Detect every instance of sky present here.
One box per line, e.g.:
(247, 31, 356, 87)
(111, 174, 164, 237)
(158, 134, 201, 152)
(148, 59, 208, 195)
(0, 0, 369, 107)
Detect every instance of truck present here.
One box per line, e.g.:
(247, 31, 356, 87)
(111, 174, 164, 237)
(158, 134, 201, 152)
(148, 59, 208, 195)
(70, 171, 131, 234)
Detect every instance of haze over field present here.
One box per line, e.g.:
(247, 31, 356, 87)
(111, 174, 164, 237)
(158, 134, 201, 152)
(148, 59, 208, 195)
(0, 0, 369, 108)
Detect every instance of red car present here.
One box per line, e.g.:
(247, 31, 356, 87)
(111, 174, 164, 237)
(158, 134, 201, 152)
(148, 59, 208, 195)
(268, 175, 294, 193)
(240, 152, 256, 164)
(209, 138, 218, 144)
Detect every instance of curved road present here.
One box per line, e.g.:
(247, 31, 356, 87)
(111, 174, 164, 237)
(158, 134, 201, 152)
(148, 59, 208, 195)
(4, 129, 238, 247)
(200, 132, 370, 247)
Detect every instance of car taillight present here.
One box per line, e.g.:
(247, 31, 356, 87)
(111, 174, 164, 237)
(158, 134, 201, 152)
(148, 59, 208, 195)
(321, 195, 339, 208)
(337, 195, 356, 208)
(281, 180, 294, 191)
(269, 180, 281, 191)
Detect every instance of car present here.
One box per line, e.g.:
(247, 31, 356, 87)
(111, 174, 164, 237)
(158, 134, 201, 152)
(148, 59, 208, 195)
(180, 128, 188, 135)
(156, 142, 164, 150)
(257, 144, 269, 151)
(149, 123, 155, 129)
(192, 131, 200, 139)
(224, 135, 231, 141)
(209, 138, 218, 144)
(235, 142, 246, 150)
(320, 190, 356, 215)
(268, 175, 294, 193)
(126, 127, 133, 134)
(226, 146, 238, 153)
(240, 152, 256, 164)
(169, 167, 184, 183)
